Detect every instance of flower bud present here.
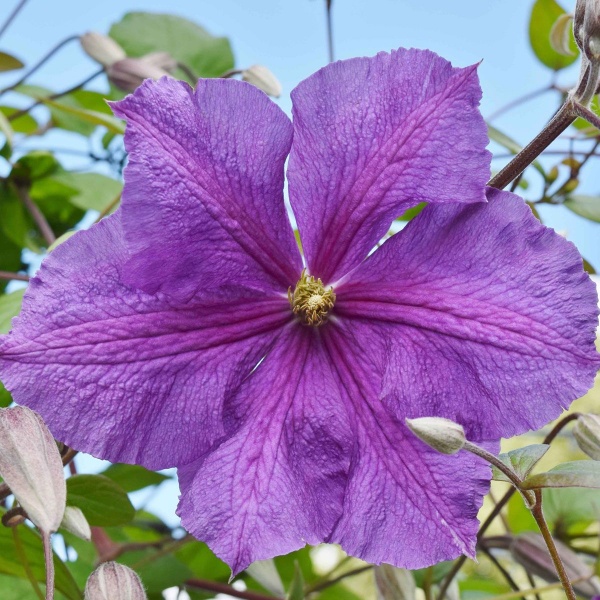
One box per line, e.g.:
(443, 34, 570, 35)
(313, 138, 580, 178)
(574, 413, 600, 460)
(61, 506, 91, 541)
(405, 417, 466, 455)
(84, 562, 147, 600)
(575, 0, 600, 61)
(510, 532, 600, 597)
(107, 54, 175, 93)
(0, 406, 66, 533)
(241, 65, 282, 97)
(80, 32, 126, 68)
(374, 564, 415, 600)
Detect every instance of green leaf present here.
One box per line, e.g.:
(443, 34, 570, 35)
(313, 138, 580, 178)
(41, 98, 124, 135)
(0, 511, 83, 599)
(529, 0, 578, 70)
(176, 540, 230, 582)
(543, 487, 600, 532)
(66, 474, 135, 526)
(109, 12, 235, 82)
(506, 490, 538, 533)
(564, 195, 600, 223)
(128, 554, 192, 596)
(0, 110, 14, 146)
(0, 288, 24, 334)
(0, 107, 38, 135)
(0, 52, 24, 72)
(14, 85, 123, 135)
(522, 460, 600, 489)
(101, 463, 169, 493)
(286, 562, 305, 600)
(52, 172, 122, 213)
(492, 444, 550, 483)
(0, 231, 24, 293)
(0, 382, 12, 408)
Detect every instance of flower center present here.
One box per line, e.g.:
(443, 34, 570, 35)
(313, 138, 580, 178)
(288, 270, 336, 326)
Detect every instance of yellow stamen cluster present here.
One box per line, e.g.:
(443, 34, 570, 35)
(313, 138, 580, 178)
(288, 270, 336, 327)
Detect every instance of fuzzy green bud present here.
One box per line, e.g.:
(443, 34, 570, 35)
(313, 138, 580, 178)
(405, 417, 466, 455)
(574, 413, 600, 460)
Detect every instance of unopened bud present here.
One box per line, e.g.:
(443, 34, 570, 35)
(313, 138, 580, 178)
(405, 417, 466, 455)
(0, 406, 66, 533)
(61, 506, 91, 541)
(563, 178, 580, 193)
(574, 413, 600, 460)
(550, 14, 576, 56)
(107, 53, 175, 93)
(575, 0, 600, 60)
(80, 32, 126, 68)
(547, 165, 560, 183)
(242, 65, 282, 97)
(511, 532, 600, 597)
(374, 564, 415, 600)
(84, 562, 147, 600)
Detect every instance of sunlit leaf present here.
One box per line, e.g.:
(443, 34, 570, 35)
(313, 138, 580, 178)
(0, 110, 14, 147)
(101, 463, 169, 493)
(543, 487, 600, 532)
(492, 444, 550, 483)
(109, 12, 234, 84)
(0, 289, 24, 334)
(522, 460, 600, 489)
(529, 0, 578, 70)
(564, 195, 600, 223)
(0, 52, 24, 73)
(52, 172, 122, 213)
(0, 107, 37, 135)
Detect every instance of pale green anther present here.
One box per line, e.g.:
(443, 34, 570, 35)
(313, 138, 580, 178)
(288, 269, 336, 326)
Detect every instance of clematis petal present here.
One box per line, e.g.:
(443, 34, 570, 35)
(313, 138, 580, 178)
(178, 324, 492, 572)
(0, 213, 289, 469)
(111, 77, 301, 299)
(288, 48, 491, 283)
(322, 325, 492, 568)
(335, 189, 600, 440)
(177, 326, 354, 575)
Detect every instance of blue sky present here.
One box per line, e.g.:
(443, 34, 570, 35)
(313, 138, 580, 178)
(1, 0, 599, 523)
(2, 0, 599, 265)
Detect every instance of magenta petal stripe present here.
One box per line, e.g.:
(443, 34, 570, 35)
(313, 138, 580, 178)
(0, 213, 289, 469)
(335, 189, 600, 440)
(111, 77, 302, 300)
(288, 48, 491, 283)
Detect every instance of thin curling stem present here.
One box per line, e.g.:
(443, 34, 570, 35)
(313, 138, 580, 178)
(186, 579, 278, 600)
(15, 185, 55, 246)
(0, 35, 79, 97)
(0, 0, 28, 41)
(325, 0, 334, 63)
(7, 68, 104, 123)
(530, 489, 576, 600)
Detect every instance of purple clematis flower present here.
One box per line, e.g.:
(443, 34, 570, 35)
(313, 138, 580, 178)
(0, 48, 598, 573)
